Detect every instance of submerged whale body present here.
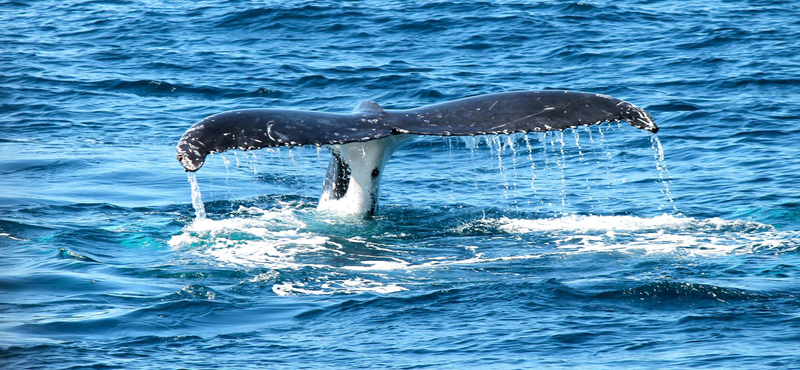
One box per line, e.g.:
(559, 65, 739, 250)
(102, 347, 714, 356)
(176, 91, 658, 217)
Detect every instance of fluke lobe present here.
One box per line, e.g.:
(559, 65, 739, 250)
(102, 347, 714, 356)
(176, 91, 658, 217)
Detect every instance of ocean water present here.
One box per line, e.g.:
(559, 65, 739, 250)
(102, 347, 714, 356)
(2, 0, 800, 368)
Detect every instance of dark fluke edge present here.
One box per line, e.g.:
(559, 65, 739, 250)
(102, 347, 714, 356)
(176, 90, 657, 217)
(176, 91, 657, 172)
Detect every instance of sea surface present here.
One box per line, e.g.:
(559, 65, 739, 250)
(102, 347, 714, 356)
(2, 0, 800, 368)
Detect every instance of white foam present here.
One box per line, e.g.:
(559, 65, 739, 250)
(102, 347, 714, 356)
(483, 214, 789, 256)
(495, 213, 692, 232)
(170, 207, 796, 296)
(343, 253, 546, 272)
(344, 260, 411, 271)
(272, 278, 407, 296)
(0, 232, 27, 241)
(168, 206, 332, 269)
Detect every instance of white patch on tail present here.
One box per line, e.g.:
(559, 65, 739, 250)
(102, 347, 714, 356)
(317, 135, 414, 217)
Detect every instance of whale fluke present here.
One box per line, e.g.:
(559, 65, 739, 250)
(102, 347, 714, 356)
(176, 90, 658, 217)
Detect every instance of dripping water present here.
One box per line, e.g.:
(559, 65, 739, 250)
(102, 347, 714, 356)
(491, 135, 511, 200)
(572, 129, 584, 163)
(522, 134, 538, 196)
(187, 172, 207, 220)
(445, 137, 459, 204)
(506, 135, 520, 190)
(651, 134, 676, 210)
(233, 151, 242, 167)
(249, 151, 259, 174)
(555, 131, 567, 209)
(220, 153, 232, 179)
(462, 136, 481, 191)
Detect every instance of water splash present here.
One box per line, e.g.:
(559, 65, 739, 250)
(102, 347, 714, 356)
(187, 172, 207, 220)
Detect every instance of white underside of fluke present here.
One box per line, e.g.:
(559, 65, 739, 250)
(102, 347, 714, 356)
(317, 134, 414, 217)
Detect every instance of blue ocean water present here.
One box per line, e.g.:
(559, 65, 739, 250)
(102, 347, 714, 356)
(2, 0, 800, 368)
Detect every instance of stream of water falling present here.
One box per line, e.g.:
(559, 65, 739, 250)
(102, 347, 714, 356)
(650, 134, 676, 210)
(187, 172, 207, 219)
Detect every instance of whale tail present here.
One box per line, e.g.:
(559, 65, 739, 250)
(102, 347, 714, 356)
(176, 91, 658, 217)
(315, 100, 414, 217)
(318, 134, 413, 217)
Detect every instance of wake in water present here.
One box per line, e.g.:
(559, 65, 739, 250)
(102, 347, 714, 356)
(481, 214, 792, 256)
(169, 205, 798, 296)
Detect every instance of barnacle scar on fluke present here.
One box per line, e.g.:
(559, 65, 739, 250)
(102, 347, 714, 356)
(176, 91, 658, 218)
